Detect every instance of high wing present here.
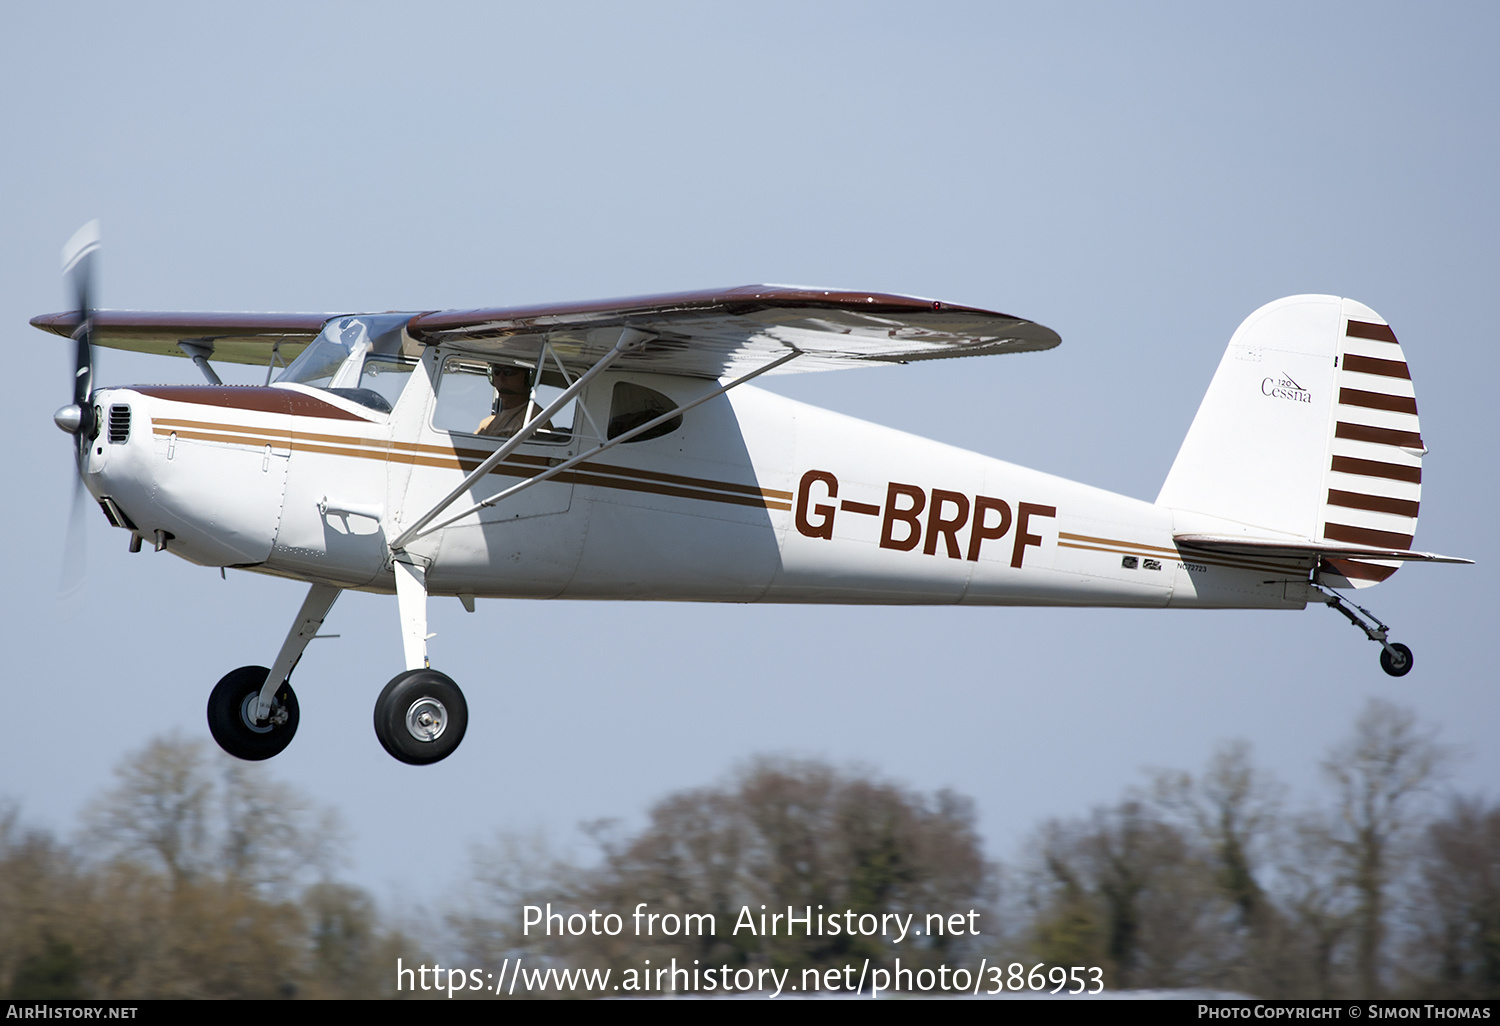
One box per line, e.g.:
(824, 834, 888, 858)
(406, 285, 1059, 378)
(31, 285, 1059, 379)
(28, 310, 333, 366)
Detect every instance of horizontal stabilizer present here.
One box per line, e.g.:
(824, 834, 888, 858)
(1174, 534, 1471, 564)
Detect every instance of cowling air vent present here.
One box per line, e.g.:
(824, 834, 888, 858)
(108, 404, 131, 444)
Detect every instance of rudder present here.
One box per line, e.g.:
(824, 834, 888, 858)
(1156, 296, 1423, 588)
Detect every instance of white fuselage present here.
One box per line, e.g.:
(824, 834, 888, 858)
(81, 347, 1313, 613)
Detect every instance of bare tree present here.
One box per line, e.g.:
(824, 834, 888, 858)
(1025, 798, 1234, 990)
(84, 735, 213, 886)
(51, 734, 381, 998)
(1149, 741, 1290, 992)
(83, 735, 343, 896)
(219, 760, 344, 894)
(1403, 796, 1500, 998)
(0, 804, 85, 998)
(1277, 810, 1354, 997)
(1152, 741, 1285, 923)
(1321, 699, 1448, 997)
(452, 828, 584, 966)
(458, 758, 995, 976)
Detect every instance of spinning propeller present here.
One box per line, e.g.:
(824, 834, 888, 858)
(53, 221, 101, 596)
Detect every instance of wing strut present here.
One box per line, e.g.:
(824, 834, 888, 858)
(389, 327, 651, 552)
(177, 341, 223, 385)
(399, 347, 801, 545)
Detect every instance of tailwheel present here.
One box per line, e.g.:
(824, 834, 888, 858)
(208, 665, 299, 761)
(1380, 642, 1414, 678)
(1314, 586, 1415, 679)
(373, 669, 467, 765)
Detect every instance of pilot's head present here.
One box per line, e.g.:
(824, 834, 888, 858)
(492, 365, 529, 408)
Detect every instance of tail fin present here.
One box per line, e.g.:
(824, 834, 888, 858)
(1157, 296, 1423, 589)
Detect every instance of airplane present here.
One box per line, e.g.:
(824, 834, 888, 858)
(36, 222, 1470, 765)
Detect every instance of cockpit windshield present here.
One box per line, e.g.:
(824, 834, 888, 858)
(275, 313, 417, 413)
(277, 334, 352, 389)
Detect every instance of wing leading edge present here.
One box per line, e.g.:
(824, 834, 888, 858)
(405, 285, 1060, 378)
(31, 285, 1059, 379)
(29, 310, 334, 367)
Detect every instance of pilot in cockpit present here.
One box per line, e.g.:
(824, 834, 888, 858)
(477, 364, 539, 438)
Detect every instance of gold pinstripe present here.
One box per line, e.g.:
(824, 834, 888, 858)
(151, 418, 793, 512)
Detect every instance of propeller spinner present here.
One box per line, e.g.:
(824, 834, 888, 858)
(54, 219, 100, 444)
(55, 220, 101, 597)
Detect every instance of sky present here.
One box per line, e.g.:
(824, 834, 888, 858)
(1, 2, 1495, 913)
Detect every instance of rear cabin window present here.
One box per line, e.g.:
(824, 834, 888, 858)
(608, 382, 682, 442)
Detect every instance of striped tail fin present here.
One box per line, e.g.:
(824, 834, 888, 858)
(1157, 296, 1423, 589)
(1320, 309, 1423, 587)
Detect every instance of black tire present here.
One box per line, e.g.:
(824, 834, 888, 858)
(373, 669, 467, 765)
(1380, 643, 1414, 677)
(207, 665, 299, 761)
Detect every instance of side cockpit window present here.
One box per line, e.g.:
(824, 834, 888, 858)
(351, 356, 416, 413)
(433, 357, 575, 444)
(608, 381, 681, 442)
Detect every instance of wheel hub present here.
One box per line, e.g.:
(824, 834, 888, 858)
(239, 691, 278, 734)
(405, 697, 448, 742)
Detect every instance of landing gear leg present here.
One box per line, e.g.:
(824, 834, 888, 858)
(1313, 585, 1413, 677)
(375, 559, 467, 764)
(255, 583, 342, 717)
(207, 583, 341, 760)
(392, 559, 430, 672)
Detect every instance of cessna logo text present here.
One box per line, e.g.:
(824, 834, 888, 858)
(1262, 373, 1312, 403)
(794, 470, 1055, 568)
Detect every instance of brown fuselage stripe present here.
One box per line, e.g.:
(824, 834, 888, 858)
(560, 459, 792, 501)
(1323, 522, 1414, 550)
(1341, 354, 1410, 379)
(151, 423, 790, 513)
(158, 417, 559, 465)
(1321, 558, 1399, 583)
(1057, 540, 1310, 576)
(563, 471, 791, 511)
(151, 415, 789, 502)
(1059, 531, 1305, 573)
(1330, 455, 1421, 484)
(1335, 421, 1424, 449)
(1326, 489, 1420, 518)
(156, 417, 294, 443)
(1170, 552, 1310, 574)
(1058, 531, 1179, 557)
(1339, 388, 1418, 415)
(136, 386, 373, 422)
(1346, 320, 1399, 344)
(159, 427, 290, 449)
(1061, 531, 1305, 571)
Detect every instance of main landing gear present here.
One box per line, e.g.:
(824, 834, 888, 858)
(1314, 586, 1414, 677)
(208, 665, 300, 760)
(373, 668, 468, 764)
(205, 560, 469, 765)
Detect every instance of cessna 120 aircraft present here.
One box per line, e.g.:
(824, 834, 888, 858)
(37, 223, 1469, 765)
